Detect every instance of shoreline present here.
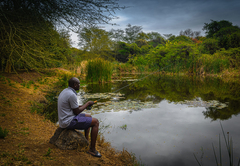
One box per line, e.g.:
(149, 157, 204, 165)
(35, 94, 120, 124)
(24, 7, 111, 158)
(0, 68, 140, 166)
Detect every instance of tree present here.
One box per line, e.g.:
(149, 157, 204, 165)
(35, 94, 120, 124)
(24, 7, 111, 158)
(1, 0, 124, 29)
(201, 38, 219, 54)
(0, 10, 65, 72)
(135, 39, 149, 48)
(115, 42, 141, 63)
(167, 35, 176, 41)
(147, 32, 162, 41)
(214, 26, 240, 49)
(124, 24, 143, 44)
(78, 27, 113, 60)
(163, 34, 174, 40)
(136, 32, 149, 41)
(203, 20, 233, 38)
(0, 0, 124, 72)
(229, 32, 240, 48)
(203, 20, 240, 49)
(170, 35, 193, 43)
(179, 29, 201, 38)
(109, 29, 125, 42)
(147, 32, 166, 47)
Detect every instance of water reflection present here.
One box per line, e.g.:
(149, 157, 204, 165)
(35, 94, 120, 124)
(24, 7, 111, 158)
(93, 101, 240, 166)
(79, 75, 240, 166)
(82, 75, 240, 121)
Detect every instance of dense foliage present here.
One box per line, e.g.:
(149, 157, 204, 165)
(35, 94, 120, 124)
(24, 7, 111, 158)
(0, 0, 239, 76)
(77, 20, 240, 76)
(0, 0, 124, 72)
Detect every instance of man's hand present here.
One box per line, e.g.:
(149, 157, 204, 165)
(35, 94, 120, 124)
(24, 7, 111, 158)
(87, 101, 95, 106)
(73, 101, 96, 115)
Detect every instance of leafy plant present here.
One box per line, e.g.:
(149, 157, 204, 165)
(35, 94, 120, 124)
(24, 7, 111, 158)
(120, 124, 127, 130)
(0, 126, 9, 138)
(44, 148, 52, 157)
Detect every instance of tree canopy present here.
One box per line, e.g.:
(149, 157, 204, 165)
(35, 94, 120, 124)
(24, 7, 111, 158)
(1, 0, 124, 29)
(0, 0, 124, 72)
(203, 20, 237, 38)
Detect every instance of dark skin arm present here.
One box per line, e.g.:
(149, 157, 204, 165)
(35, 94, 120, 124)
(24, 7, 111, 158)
(72, 101, 94, 115)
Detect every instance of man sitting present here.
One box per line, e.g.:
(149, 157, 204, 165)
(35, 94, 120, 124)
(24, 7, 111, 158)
(58, 77, 101, 157)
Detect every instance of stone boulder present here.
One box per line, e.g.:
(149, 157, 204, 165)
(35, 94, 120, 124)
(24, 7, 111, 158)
(49, 127, 89, 150)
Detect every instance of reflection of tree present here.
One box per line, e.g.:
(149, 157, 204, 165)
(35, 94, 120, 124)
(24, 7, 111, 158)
(87, 74, 240, 121)
(86, 83, 112, 93)
(122, 75, 240, 121)
(203, 107, 230, 121)
(118, 75, 195, 102)
(203, 100, 240, 121)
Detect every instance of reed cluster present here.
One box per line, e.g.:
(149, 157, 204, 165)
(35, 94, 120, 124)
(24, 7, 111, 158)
(86, 58, 112, 83)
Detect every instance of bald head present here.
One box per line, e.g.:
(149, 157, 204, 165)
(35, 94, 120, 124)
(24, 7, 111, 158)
(68, 77, 80, 90)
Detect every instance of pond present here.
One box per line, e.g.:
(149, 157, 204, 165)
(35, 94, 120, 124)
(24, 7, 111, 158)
(78, 74, 240, 166)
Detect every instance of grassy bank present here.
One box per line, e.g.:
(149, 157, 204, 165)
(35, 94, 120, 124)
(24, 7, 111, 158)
(0, 68, 141, 166)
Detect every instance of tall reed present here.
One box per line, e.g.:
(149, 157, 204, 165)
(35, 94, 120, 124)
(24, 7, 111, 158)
(193, 122, 240, 166)
(197, 53, 230, 74)
(86, 58, 112, 83)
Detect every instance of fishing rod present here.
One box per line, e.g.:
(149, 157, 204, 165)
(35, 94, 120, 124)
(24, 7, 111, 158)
(86, 64, 172, 110)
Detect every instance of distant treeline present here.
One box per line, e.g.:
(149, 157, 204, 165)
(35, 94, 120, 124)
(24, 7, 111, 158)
(1, 1, 240, 75)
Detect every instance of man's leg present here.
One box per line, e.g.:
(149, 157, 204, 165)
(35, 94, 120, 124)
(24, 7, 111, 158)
(89, 117, 99, 152)
(84, 114, 92, 142)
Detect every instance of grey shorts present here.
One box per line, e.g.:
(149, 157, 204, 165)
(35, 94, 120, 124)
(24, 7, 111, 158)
(67, 113, 92, 130)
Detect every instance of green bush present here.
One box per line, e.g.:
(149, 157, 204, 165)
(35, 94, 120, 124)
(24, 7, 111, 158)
(197, 53, 230, 74)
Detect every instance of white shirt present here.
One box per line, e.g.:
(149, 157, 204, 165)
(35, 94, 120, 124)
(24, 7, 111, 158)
(58, 87, 79, 128)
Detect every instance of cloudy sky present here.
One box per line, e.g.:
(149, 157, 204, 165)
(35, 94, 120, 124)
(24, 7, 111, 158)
(71, 0, 240, 48)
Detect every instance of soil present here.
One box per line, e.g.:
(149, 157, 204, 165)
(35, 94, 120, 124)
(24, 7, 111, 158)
(0, 69, 138, 166)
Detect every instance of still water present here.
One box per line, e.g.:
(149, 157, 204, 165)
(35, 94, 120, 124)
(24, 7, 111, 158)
(78, 75, 240, 166)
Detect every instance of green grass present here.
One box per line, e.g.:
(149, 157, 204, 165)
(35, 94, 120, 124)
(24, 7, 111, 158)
(0, 144, 31, 165)
(30, 102, 45, 114)
(0, 126, 9, 138)
(0, 75, 6, 81)
(6, 78, 11, 83)
(17, 120, 24, 124)
(21, 82, 26, 87)
(19, 131, 29, 135)
(43, 148, 52, 157)
(34, 85, 39, 90)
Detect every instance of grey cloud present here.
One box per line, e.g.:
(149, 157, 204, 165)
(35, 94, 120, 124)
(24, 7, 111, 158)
(110, 0, 240, 35)
(71, 0, 240, 46)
